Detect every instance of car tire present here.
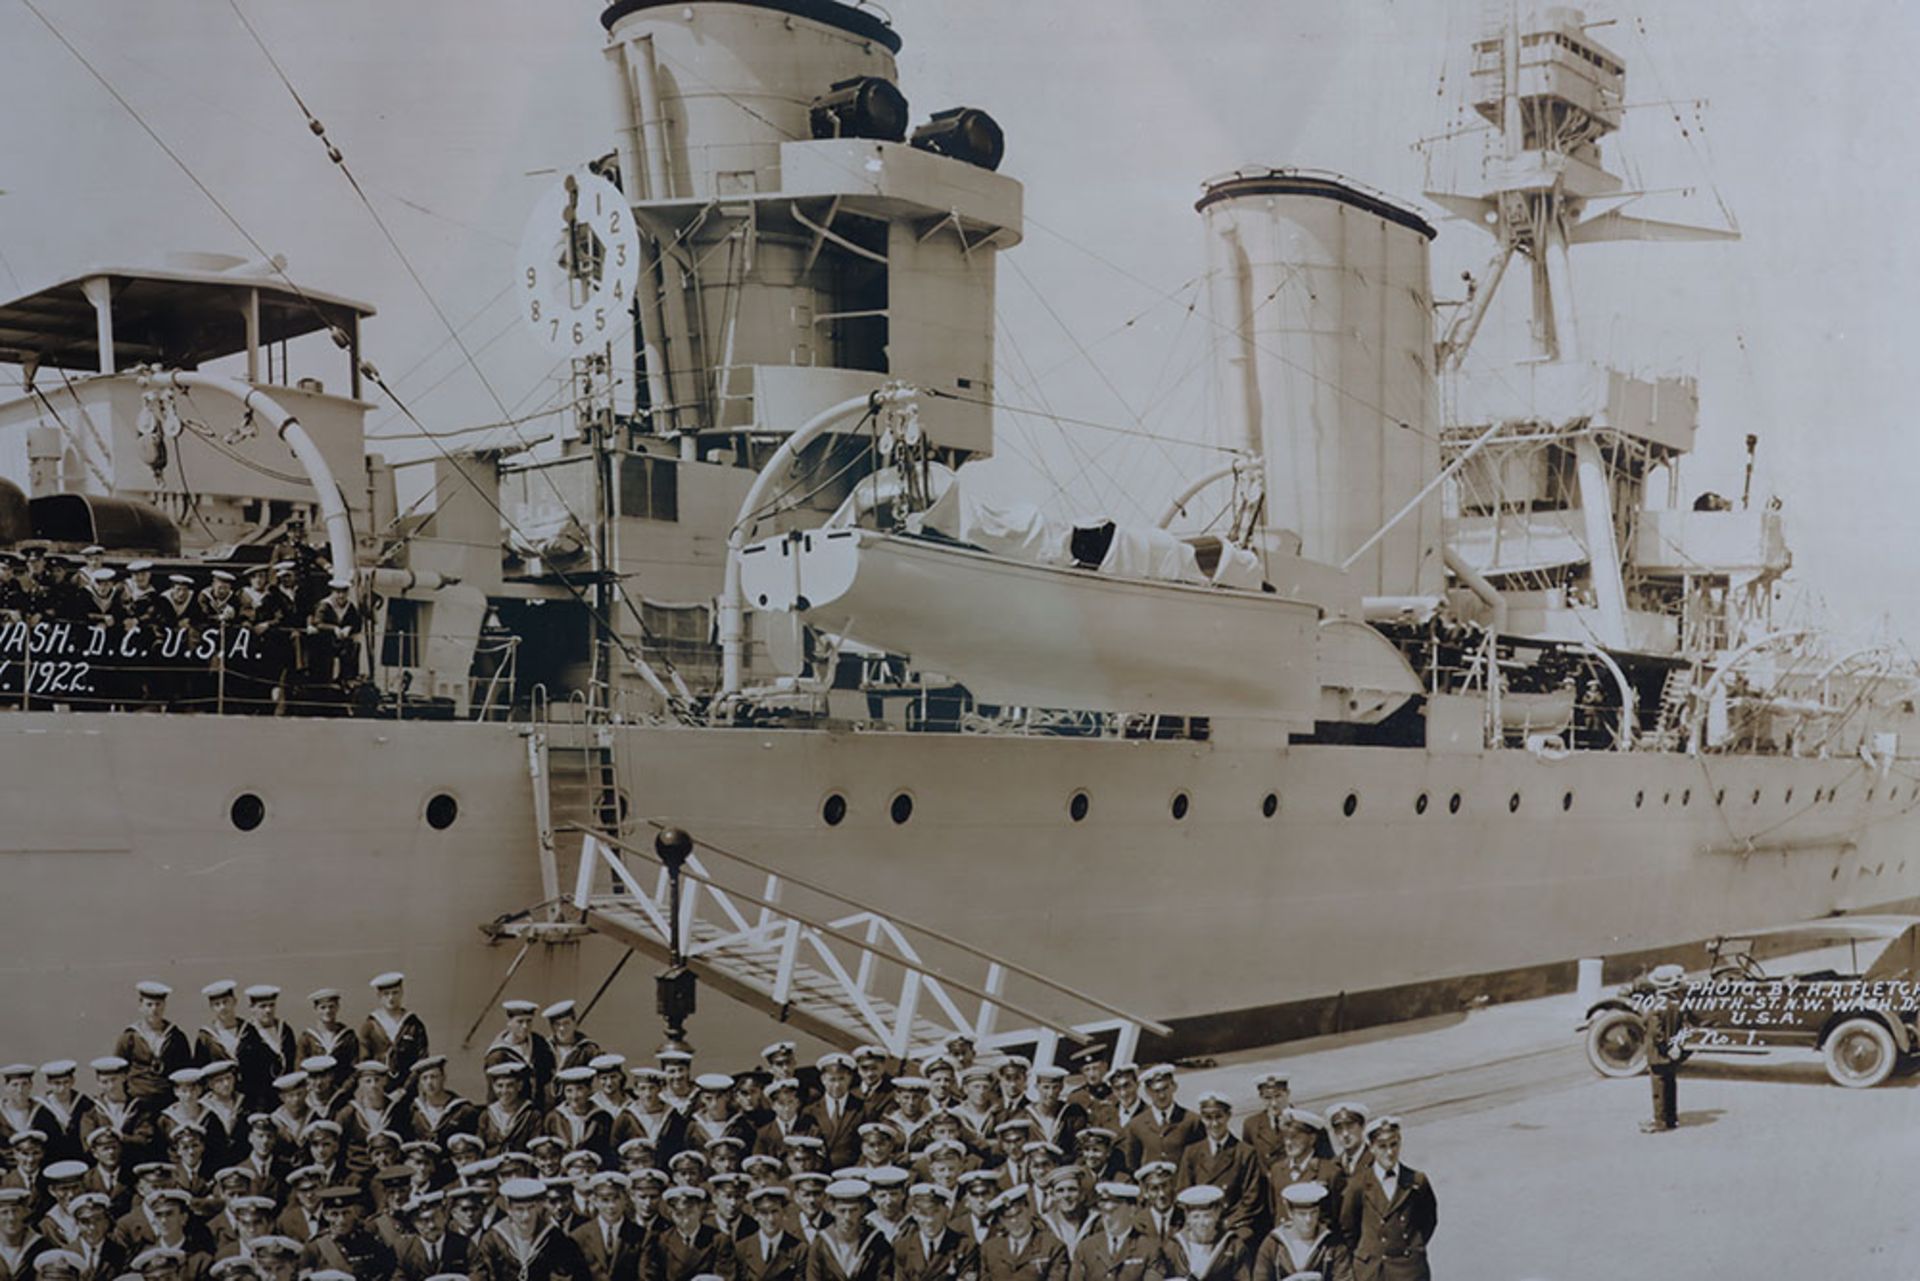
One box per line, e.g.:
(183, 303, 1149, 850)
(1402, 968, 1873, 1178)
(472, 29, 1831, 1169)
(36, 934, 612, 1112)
(1823, 1017, 1897, 1089)
(1585, 1007, 1647, 1077)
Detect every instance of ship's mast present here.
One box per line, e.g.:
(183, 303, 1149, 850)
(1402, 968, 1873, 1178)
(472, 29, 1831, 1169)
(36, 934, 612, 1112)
(1427, 3, 1741, 657)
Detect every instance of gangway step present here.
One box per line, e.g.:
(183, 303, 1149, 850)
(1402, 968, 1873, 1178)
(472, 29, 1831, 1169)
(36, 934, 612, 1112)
(581, 901, 955, 1052)
(563, 832, 1171, 1067)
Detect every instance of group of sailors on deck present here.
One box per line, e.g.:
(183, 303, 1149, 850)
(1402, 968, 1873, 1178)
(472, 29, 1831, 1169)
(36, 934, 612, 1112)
(0, 534, 361, 708)
(0, 975, 1438, 1281)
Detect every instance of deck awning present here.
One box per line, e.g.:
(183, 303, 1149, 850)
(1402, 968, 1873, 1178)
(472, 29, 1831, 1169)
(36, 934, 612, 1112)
(0, 264, 374, 373)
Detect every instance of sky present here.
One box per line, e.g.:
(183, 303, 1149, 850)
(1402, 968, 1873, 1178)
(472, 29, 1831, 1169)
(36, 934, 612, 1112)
(2, 0, 1918, 636)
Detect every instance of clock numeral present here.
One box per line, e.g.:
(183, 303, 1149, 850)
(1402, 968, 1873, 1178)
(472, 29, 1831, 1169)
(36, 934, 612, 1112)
(595, 308, 606, 333)
(613, 279, 625, 301)
(525, 266, 537, 289)
(595, 192, 602, 216)
(616, 244, 627, 268)
(550, 318, 560, 340)
(572, 321, 585, 346)
(530, 299, 541, 321)
(609, 211, 622, 235)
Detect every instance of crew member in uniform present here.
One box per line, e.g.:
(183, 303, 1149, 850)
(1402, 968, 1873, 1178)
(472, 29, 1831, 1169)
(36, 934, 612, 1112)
(542, 1005, 600, 1076)
(1174, 1094, 1265, 1246)
(1640, 964, 1686, 1134)
(484, 1004, 556, 1110)
(360, 976, 429, 1093)
(393, 1190, 471, 1281)
(978, 1185, 1064, 1281)
(1336, 1118, 1434, 1281)
(1325, 1104, 1371, 1179)
(805, 1179, 890, 1281)
(243, 990, 298, 1112)
(306, 578, 360, 686)
(300, 1186, 395, 1281)
(1264, 1111, 1339, 1233)
(1148, 1186, 1242, 1281)
(1068, 1181, 1151, 1281)
(29, 1066, 93, 1166)
(1253, 1182, 1350, 1281)
(737, 1184, 805, 1281)
(1121, 1068, 1201, 1175)
(115, 985, 193, 1109)
(295, 994, 358, 1102)
(801, 1057, 864, 1173)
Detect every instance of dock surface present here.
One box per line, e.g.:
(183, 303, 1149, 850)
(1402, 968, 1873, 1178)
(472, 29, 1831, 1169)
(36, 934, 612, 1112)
(1189, 988, 1917, 1276)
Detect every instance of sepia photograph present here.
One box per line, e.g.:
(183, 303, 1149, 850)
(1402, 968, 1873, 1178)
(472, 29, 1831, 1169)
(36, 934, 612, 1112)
(1, 1, 1918, 1275)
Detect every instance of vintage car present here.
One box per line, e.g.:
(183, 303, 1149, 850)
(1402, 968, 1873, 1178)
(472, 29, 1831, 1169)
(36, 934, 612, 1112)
(1580, 915, 1920, 1089)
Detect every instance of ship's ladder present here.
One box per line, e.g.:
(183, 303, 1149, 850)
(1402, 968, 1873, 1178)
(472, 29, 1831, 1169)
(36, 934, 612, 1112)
(1652, 666, 1695, 750)
(558, 826, 1171, 1068)
(522, 690, 627, 923)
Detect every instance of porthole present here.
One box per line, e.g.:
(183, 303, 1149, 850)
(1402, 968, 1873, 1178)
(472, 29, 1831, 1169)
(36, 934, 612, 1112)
(1561, 791, 1573, 812)
(890, 793, 914, 825)
(425, 793, 459, 830)
(1261, 792, 1279, 819)
(1750, 788, 1762, 805)
(1414, 793, 1429, 815)
(230, 793, 266, 832)
(1448, 792, 1462, 814)
(1171, 792, 1190, 821)
(1342, 793, 1359, 818)
(822, 793, 848, 826)
(1507, 792, 1521, 814)
(1634, 790, 1645, 809)
(1069, 791, 1090, 823)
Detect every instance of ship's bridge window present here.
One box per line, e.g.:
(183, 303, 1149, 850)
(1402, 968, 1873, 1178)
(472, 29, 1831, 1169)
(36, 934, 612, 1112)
(619, 455, 679, 522)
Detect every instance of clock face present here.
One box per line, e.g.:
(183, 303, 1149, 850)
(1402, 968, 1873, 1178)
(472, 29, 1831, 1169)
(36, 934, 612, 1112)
(516, 170, 643, 354)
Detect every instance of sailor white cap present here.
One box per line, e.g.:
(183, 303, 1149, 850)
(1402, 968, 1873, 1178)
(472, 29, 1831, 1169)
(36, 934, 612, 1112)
(328, 575, 353, 590)
(81, 545, 104, 556)
(589, 1053, 627, 1072)
(499, 1178, 548, 1203)
(908, 1182, 952, 1203)
(1138, 1063, 1175, 1084)
(1175, 1185, 1225, 1209)
(661, 1185, 709, 1203)
(244, 984, 280, 1001)
(694, 1073, 735, 1093)
(816, 1052, 855, 1072)
(1281, 1107, 1325, 1133)
(88, 567, 115, 582)
(501, 999, 538, 1016)
(1363, 1114, 1403, 1140)
(90, 1056, 129, 1074)
(167, 575, 194, 586)
(272, 1071, 309, 1091)
(210, 570, 236, 583)
(1281, 1181, 1328, 1208)
(1093, 1181, 1140, 1201)
(556, 1066, 595, 1085)
(746, 1183, 791, 1203)
(167, 1068, 203, 1087)
(767, 1076, 801, 1094)
(824, 1178, 871, 1201)
(1327, 1101, 1370, 1125)
(33, 1251, 85, 1279)
(44, 1161, 89, 1183)
(543, 1000, 577, 1020)
(308, 988, 342, 1004)
(1195, 1090, 1232, 1110)
(1134, 1161, 1176, 1183)
(865, 1165, 909, 1188)
(370, 972, 405, 989)
(136, 980, 172, 998)
(761, 1041, 796, 1059)
(128, 560, 153, 573)
(300, 1056, 337, 1075)
(0, 1064, 32, 1079)
(201, 980, 237, 999)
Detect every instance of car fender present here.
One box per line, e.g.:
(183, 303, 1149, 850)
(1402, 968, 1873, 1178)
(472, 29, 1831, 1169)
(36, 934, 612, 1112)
(1578, 997, 1639, 1032)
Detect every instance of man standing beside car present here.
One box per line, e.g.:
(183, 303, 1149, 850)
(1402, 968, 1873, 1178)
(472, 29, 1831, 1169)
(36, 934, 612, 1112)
(1639, 965, 1686, 1134)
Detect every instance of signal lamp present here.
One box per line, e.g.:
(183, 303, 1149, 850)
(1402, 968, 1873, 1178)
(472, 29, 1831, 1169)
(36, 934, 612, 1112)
(909, 107, 1005, 172)
(809, 76, 910, 143)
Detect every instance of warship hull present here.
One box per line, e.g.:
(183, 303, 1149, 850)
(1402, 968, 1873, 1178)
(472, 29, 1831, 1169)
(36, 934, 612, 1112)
(8, 710, 1920, 1065)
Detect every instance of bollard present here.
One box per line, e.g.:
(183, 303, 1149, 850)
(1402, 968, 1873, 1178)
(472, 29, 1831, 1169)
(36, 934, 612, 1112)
(1576, 957, 1603, 1005)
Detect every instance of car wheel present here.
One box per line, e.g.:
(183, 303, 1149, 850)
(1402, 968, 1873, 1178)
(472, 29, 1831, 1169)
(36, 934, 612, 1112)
(1824, 1017, 1897, 1089)
(1585, 1008, 1647, 1077)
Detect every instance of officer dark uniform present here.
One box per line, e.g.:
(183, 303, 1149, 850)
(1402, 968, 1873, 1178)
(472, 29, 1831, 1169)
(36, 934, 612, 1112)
(1336, 1118, 1434, 1281)
(1174, 1094, 1266, 1246)
(300, 1186, 396, 1281)
(1120, 1068, 1203, 1175)
(1641, 965, 1686, 1133)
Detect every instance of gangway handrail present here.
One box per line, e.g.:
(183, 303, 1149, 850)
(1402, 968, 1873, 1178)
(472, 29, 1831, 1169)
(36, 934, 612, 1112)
(563, 821, 1173, 1037)
(570, 831, 1096, 1044)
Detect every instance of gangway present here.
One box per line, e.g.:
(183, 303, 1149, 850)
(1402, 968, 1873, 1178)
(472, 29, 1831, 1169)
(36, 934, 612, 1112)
(559, 825, 1170, 1068)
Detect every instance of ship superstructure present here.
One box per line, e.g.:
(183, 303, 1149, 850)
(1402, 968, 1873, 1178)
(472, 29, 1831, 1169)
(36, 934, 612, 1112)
(1, 0, 1918, 1069)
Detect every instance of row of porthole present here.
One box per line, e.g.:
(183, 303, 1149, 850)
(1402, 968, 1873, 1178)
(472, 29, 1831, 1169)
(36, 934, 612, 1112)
(228, 792, 461, 832)
(818, 780, 1916, 827)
